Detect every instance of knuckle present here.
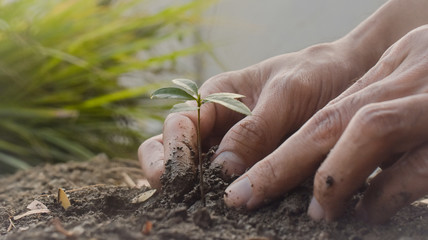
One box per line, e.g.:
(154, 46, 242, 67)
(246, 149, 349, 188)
(205, 67, 257, 89)
(203, 68, 261, 108)
(269, 71, 312, 93)
(268, 72, 322, 123)
(307, 106, 344, 147)
(376, 57, 396, 74)
(251, 159, 280, 196)
(255, 160, 277, 183)
(375, 48, 401, 75)
(228, 115, 271, 160)
(203, 71, 236, 92)
(353, 103, 403, 141)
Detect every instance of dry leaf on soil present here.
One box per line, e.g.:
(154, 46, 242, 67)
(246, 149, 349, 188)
(58, 188, 71, 210)
(27, 200, 48, 210)
(13, 200, 50, 220)
(13, 209, 50, 220)
(131, 189, 157, 203)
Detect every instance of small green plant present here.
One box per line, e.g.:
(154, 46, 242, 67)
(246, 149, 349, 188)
(151, 78, 251, 205)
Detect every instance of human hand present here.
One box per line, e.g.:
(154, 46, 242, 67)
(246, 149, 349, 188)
(138, 37, 368, 189)
(223, 25, 428, 224)
(308, 25, 428, 224)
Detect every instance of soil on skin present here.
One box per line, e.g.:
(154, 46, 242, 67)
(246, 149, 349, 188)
(0, 151, 427, 240)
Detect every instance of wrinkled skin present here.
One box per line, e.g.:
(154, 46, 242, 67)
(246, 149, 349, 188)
(139, 1, 428, 224)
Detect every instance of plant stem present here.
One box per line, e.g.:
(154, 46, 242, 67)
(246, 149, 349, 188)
(197, 96, 205, 206)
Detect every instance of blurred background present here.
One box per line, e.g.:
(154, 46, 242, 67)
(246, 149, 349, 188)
(200, 0, 387, 79)
(0, 0, 387, 174)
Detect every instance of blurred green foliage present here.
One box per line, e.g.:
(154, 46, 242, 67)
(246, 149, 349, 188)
(0, 0, 213, 173)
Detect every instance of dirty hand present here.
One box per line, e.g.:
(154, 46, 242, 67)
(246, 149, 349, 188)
(224, 25, 428, 224)
(138, 36, 369, 189)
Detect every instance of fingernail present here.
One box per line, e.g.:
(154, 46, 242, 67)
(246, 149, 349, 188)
(213, 151, 246, 175)
(308, 196, 325, 221)
(224, 176, 253, 208)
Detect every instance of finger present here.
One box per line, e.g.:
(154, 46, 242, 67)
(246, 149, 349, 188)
(224, 76, 427, 210)
(327, 37, 404, 106)
(222, 94, 357, 209)
(329, 43, 405, 105)
(355, 143, 428, 224)
(162, 112, 199, 168)
(138, 134, 164, 189)
(212, 72, 325, 176)
(310, 94, 428, 221)
(212, 113, 282, 176)
(328, 26, 428, 107)
(223, 130, 325, 209)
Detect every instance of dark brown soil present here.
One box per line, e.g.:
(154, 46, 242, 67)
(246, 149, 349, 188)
(0, 153, 427, 240)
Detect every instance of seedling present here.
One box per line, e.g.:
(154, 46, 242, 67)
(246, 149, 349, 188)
(151, 79, 251, 205)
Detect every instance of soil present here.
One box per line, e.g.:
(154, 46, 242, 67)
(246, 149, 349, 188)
(0, 151, 427, 240)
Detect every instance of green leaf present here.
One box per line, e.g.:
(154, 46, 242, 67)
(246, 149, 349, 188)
(204, 95, 252, 116)
(170, 103, 199, 113)
(172, 78, 199, 98)
(204, 92, 245, 99)
(151, 87, 197, 100)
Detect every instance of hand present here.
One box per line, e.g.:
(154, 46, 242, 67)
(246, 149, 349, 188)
(138, 38, 368, 189)
(308, 25, 428, 223)
(223, 25, 428, 224)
